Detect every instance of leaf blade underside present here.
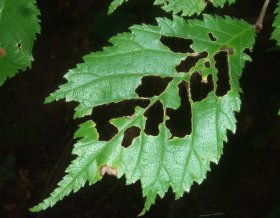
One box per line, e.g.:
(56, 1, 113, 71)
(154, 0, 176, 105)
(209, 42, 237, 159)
(31, 15, 255, 214)
(0, 0, 40, 86)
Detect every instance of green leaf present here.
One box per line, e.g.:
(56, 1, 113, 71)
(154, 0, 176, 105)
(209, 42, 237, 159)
(0, 0, 40, 86)
(156, 0, 237, 16)
(272, 0, 280, 46)
(31, 15, 255, 214)
(212, 0, 236, 7)
(109, 0, 236, 16)
(45, 24, 185, 118)
(108, 0, 128, 14)
(154, 0, 206, 16)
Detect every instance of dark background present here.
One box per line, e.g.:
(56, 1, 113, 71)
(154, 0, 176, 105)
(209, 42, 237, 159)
(0, 0, 280, 218)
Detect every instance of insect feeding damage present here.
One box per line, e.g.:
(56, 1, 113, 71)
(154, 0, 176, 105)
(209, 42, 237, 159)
(99, 165, 118, 177)
(16, 42, 23, 51)
(0, 47, 6, 57)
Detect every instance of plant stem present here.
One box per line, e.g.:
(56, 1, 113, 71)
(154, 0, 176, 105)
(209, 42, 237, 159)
(256, 0, 271, 33)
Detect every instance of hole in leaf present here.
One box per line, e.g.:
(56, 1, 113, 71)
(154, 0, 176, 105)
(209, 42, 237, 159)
(243, 48, 252, 56)
(221, 45, 234, 55)
(17, 42, 22, 51)
(176, 51, 208, 73)
(214, 51, 230, 96)
(166, 82, 192, 137)
(205, 61, 210, 68)
(144, 101, 163, 136)
(91, 100, 148, 141)
(121, 126, 140, 148)
(190, 72, 214, 102)
(208, 32, 217, 41)
(160, 36, 194, 53)
(136, 76, 172, 97)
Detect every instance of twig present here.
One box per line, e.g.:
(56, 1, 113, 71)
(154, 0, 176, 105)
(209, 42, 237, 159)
(255, 0, 271, 33)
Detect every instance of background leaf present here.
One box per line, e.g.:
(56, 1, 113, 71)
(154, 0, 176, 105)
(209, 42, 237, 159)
(109, 0, 236, 16)
(108, 0, 128, 14)
(272, 0, 280, 46)
(31, 15, 255, 214)
(0, 0, 40, 86)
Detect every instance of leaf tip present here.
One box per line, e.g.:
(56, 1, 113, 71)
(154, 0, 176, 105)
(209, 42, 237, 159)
(107, 6, 114, 15)
(29, 204, 42, 213)
(44, 95, 54, 104)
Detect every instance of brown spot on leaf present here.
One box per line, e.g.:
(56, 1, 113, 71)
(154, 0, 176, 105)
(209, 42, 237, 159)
(0, 48, 6, 57)
(221, 45, 234, 55)
(99, 165, 118, 177)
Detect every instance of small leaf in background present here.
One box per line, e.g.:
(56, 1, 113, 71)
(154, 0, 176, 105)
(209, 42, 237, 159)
(31, 15, 256, 214)
(272, 0, 280, 46)
(108, 0, 128, 14)
(0, 0, 40, 86)
(109, 0, 236, 16)
(271, 0, 280, 115)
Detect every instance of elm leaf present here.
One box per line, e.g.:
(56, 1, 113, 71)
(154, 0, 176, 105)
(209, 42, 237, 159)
(109, 0, 236, 16)
(0, 0, 40, 86)
(31, 15, 255, 214)
(272, 0, 280, 46)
